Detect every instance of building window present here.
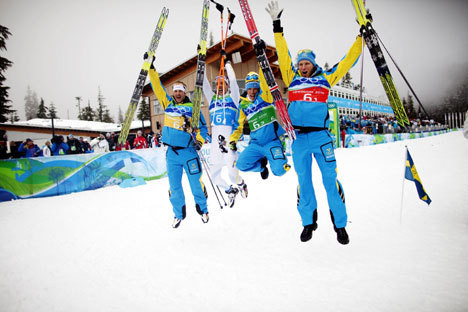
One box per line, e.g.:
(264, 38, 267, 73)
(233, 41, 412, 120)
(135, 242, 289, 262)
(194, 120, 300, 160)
(153, 99, 163, 115)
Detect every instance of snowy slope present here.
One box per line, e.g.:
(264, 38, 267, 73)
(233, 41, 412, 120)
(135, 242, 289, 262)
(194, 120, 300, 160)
(1, 131, 467, 312)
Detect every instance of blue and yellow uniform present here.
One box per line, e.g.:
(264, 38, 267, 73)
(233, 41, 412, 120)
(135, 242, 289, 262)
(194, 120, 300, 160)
(230, 70, 289, 177)
(274, 22, 362, 229)
(148, 68, 208, 221)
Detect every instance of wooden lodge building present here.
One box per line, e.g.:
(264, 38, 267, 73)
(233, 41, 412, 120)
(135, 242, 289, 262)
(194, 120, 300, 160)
(141, 33, 287, 135)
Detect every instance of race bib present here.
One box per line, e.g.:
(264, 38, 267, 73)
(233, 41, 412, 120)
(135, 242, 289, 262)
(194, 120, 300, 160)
(248, 106, 276, 130)
(289, 87, 329, 103)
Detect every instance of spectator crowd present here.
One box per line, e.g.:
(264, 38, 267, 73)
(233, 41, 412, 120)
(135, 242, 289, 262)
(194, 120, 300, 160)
(0, 131, 161, 159)
(340, 114, 445, 135)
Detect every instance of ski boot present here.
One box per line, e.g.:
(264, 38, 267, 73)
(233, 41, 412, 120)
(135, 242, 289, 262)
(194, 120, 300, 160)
(225, 185, 239, 208)
(238, 180, 248, 198)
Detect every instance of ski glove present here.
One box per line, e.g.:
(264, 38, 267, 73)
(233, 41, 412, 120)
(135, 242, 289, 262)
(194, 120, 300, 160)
(220, 49, 227, 60)
(143, 52, 155, 69)
(229, 141, 237, 151)
(265, 1, 283, 21)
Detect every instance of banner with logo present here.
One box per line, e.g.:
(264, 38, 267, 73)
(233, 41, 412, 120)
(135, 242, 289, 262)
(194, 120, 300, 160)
(0, 148, 167, 202)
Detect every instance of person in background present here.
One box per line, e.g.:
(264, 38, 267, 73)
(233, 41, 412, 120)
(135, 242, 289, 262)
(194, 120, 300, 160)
(147, 131, 155, 148)
(133, 130, 148, 149)
(155, 132, 162, 147)
(90, 133, 109, 153)
(42, 141, 52, 157)
(18, 138, 42, 157)
(0, 141, 7, 159)
(79, 137, 90, 153)
(51, 136, 69, 156)
(267, 0, 362, 244)
(151, 133, 159, 148)
(8, 141, 20, 159)
(106, 132, 116, 151)
(67, 134, 81, 154)
(341, 126, 347, 148)
(463, 111, 468, 139)
(115, 139, 131, 151)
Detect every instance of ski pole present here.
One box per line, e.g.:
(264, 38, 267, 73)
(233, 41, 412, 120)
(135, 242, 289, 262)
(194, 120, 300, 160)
(197, 146, 227, 208)
(358, 35, 365, 129)
(200, 152, 228, 207)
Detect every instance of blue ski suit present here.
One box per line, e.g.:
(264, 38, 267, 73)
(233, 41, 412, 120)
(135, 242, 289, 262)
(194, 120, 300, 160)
(148, 68, 208, 220)
(230, 69, 289, 177)
(274, 25, 363, 228)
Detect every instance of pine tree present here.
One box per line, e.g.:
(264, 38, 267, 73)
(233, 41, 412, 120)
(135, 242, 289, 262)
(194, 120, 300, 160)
(95, 86, 113, 122)
(341, 72, 353, 88)
(37, 98, 48, 118)
(209, 31, 214, 46)
(407, 93, 416, 119)
(9, 111, 19, 123)
(75, 96, 82, 119)
(24, 86, 39, 120)
(118, 106, 124, 123)
(0, 25, 15, 123)
(137, 97, 151, 121)
(447, 76, 468, 114)
(81, 100, 95, 121)
(96, 87, 105, 122)
(102, 108, 114, 123)
(48, 102, 58, 119)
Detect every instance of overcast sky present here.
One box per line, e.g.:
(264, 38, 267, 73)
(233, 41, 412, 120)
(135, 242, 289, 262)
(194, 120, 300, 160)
(1, 0, 467, 121)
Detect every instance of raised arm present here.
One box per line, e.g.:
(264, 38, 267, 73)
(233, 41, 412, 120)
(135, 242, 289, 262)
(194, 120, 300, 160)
(147, 57, 172, 110)
(266, 1, 296, 87)
(225, 62, 240, 107)
(202, 69, 214, 101)
(325, 36, 363, 87)
(259, 67, 273, 103)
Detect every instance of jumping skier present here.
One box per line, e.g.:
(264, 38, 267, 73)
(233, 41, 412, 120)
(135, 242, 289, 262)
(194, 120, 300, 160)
(147, 56, 209, 228)
(266, 0, 363, 244)
(203, 59, 248, 207)
(229, 70, 290, 180)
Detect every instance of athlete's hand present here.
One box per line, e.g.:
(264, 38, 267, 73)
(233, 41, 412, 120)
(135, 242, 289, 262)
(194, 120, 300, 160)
(195, 141, 203, 151)
(220, 49, 227, 61)
(265, 1, 283, 21)
(143, 52, 155, 69)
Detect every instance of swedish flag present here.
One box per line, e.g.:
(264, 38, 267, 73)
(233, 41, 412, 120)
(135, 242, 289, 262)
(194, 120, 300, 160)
(405, 149, 431, 205)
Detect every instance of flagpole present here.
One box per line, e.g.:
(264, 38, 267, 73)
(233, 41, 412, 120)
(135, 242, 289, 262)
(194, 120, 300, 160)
(399, 145, 408, 225)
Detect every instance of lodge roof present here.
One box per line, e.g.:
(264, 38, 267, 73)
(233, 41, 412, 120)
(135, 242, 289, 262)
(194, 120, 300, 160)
(142, 33, 280, 96)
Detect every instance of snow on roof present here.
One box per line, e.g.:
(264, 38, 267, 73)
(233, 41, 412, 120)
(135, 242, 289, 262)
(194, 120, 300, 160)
(5, 119, 151, 132)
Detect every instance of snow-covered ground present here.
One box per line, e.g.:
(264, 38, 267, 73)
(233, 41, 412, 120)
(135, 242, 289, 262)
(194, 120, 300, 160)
(1, 131, 467, 312)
